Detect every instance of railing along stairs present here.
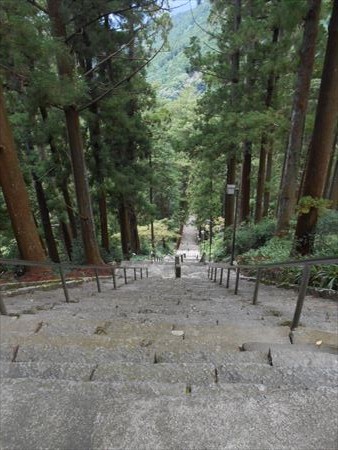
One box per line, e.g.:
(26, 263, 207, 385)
(0, 257, 150, 315)
(208, 256, 338, 331)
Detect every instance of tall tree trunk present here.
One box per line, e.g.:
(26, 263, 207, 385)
(33, 173, 60, 262)
(40, 106, 78, 240)
(61, 180, 78, 239)
(240, 140, 251, 222)
(294, 0, 338, 255)
(90, 103, 110, 253)
(255, 136, 267, 223)
(98, 193, 109, 252)
(118, 199, 132, 259)
(0, 84, 46, 266)
(224, 156, 237, 227)
(324, 130, 337, 198)
(149, 153, 155, 248)
(329, 156, 338, 209)
(64, 106, 103, 263)
(60, 221, 73, 260)
(277, 0, 321, 234)
(255, 27, 279, 223)
(47, 0, 103, 265)
(129, 206, 140, 254)
(224, 0, 241, 231)
(263, 140, 273, 217)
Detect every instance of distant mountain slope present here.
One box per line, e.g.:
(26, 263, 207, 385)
(147, 1, 210, 99)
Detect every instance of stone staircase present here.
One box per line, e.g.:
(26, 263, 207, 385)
(1, 262, 337, 449)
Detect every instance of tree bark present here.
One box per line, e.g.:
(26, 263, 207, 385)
(294, 0, 338, 255)
(263, 140, 273, 217)
(61, 180, 78, 239)
(40, 106, 78, 240)
(224, 0, 241, 231)
(329, 156, 338, 209)
(129, 205, 140, 254)
(47, 0, 103, 264)
(0, 84, 46, 265)
(89, 103, 110, 253)
(224, 156, 237, 227)
(33, 173, 60, 262)
(60, 220, 73, 260)
(255, 135, 267, 223)
(240, 140, 251, 222)
(255, 27, 279, 223)
(277, 0, 321, 234)
(324, 130, 337, 198)
(64, 106, 103, 263)
(118, 198, 132, 259)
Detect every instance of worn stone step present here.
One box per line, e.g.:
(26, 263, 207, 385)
(242, 341, 338, 354)
(0, 341, 268, 365)
(1, 378, 337, 450)
(217, 363, 338, 388)
(0, 361, 216, 384)
(0, 359, 269, 384)
(1, 322, 290, 353)
(242, 341, 338, 368)
(291, 327, 338, 348)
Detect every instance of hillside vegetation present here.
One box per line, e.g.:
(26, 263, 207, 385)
(147, 1, 210, 98)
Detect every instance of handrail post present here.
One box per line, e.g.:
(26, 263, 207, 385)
(214, 267, 217, 282)
(234, 267, 240, 294)
(208, 266, 211, 278)
(134, 268, 137, 281)
(123, 267, 127, 284)
(226, 268, 231, 288)
(146, 267, 149, 278)
(210, 267, 214, 281)
(59, 265, 70, 303)
(112, 267, 117, 289)
(95, 268, 101, 293)
(0, 292, 7, 315)
(140, 268, 143, 279)
(291, 264, 311, 330)
(219, 268, 224, 285)
(253, 269, 262, 305)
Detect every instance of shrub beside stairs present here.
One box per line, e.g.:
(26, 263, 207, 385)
(0, 262, 337, 449)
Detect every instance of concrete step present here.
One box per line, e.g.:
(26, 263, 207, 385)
(1, 322, 290, 351)
(1, 378, 337, 450)
(2, 350, 337, 388)
(0, 361, 216, 384)
(217, 363, 338, 388)
(0, 358, 269, 383)
(0, 341, 268, 365)
(242, 342, 338, 368)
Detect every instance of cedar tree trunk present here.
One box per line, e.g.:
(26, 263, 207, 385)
(47, 0, 103, 264)
(294, 1, 338, 255)
(33, 173, 60, 262)
(0, 84, 46, 265)
(277, 0, 321, 233)
(240, 140, 251, 222)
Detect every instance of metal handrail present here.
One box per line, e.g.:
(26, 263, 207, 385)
(209, 255, 338, 270)
(208, 256, 338, 330)
(0, 257, 149, 310)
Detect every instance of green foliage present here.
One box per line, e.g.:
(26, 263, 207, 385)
(229, 219, 277, 257)
(147, 2, 210, 98)
(238, 236, 292, 265)
(296, 196, 332, 216)
(310, 265, 338, 291)
(237, 211, 338, 291)
(138, 219, 179, 255)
